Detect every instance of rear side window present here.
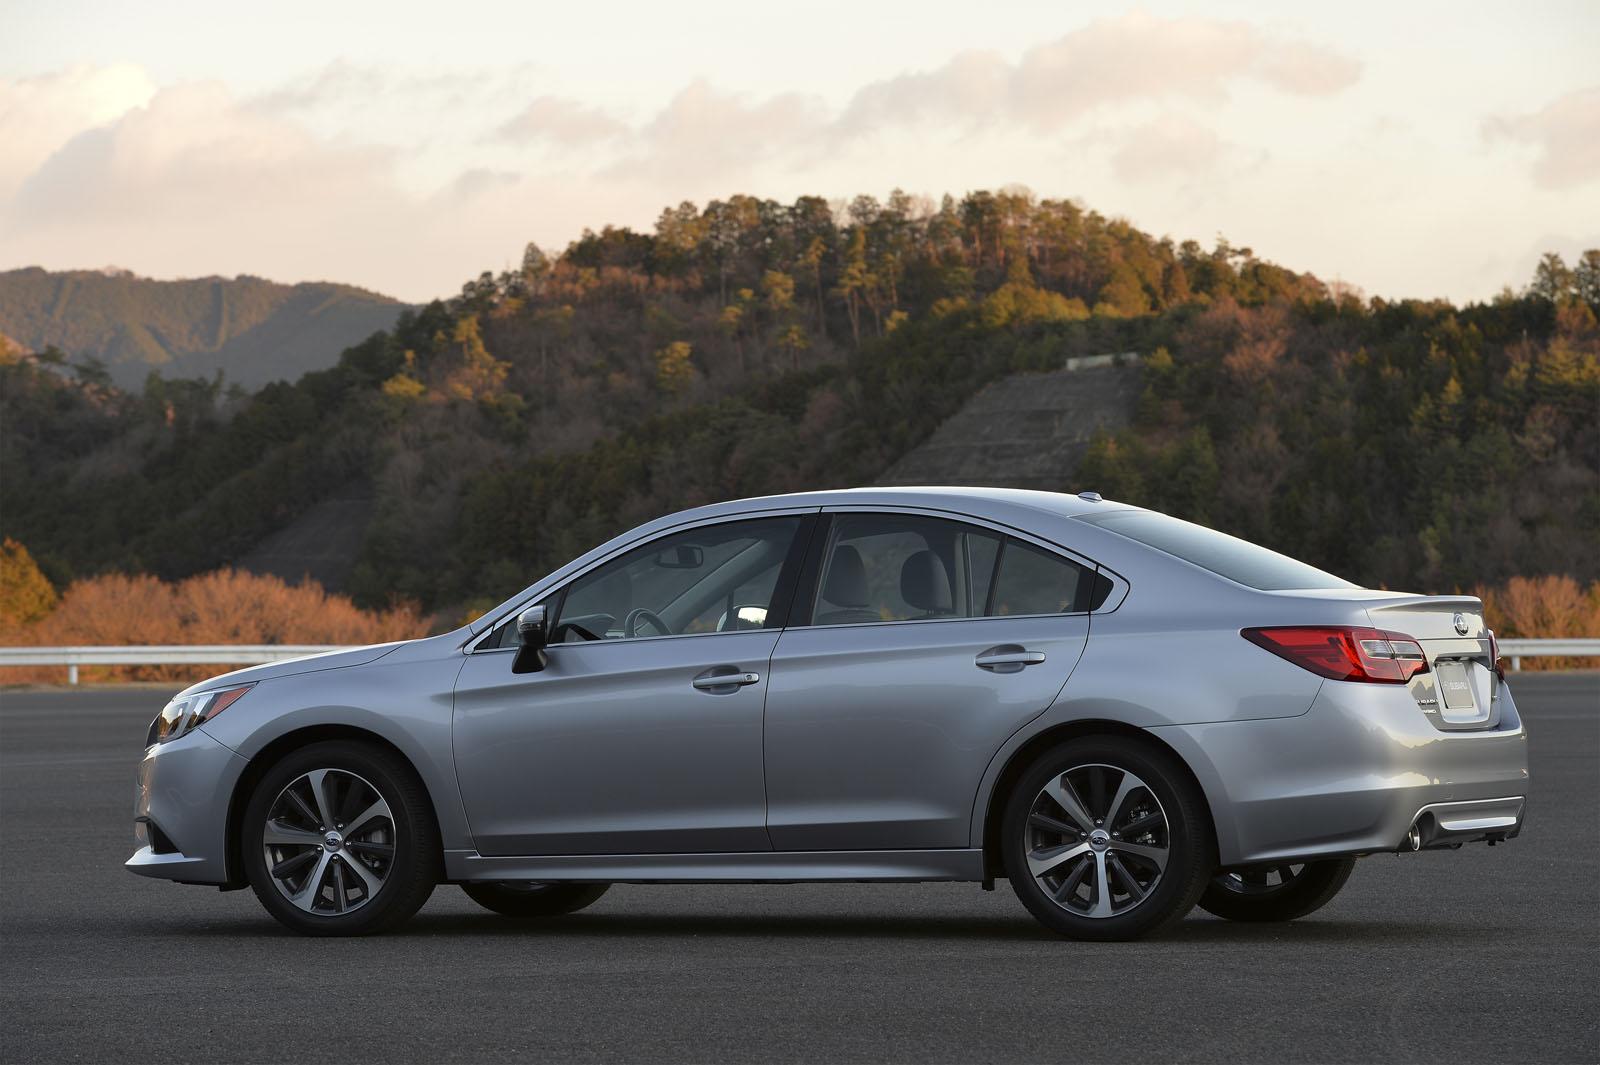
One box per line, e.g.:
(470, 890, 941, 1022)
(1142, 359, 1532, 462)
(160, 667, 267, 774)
(810, 514, 1000, 625)
(1078, 510, 1354, 591)
(807, 512, 1111, 626)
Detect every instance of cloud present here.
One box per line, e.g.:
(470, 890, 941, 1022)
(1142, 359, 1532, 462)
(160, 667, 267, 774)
(1110, 114, 1226, 183)
(838, 12, 1361, 136)
(11, 82, 395, 226)
(1252, 40, 1363, 97)
(1484, 85, 1600, 189)
(494, 96, 628, 147)
(0, 64, 155, 198)
(621, 79, 830, 183)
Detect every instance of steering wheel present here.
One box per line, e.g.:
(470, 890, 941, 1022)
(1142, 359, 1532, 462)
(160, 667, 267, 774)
(623, 607, 670, 638)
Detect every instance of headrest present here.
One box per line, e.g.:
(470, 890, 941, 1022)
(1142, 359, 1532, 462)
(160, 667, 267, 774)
(900, 550, 953, 613)
(822, 545, 869, 607)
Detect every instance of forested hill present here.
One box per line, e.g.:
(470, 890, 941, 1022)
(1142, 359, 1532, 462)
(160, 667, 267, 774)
(0, 267, 408, 390)
(2, 190, 1596, 622)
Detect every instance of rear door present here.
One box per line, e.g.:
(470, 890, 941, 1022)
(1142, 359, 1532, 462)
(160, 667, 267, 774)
(762, 509, 1097, 851)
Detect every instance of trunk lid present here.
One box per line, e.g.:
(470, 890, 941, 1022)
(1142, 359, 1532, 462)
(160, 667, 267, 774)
(1363, 594, 1500, 730)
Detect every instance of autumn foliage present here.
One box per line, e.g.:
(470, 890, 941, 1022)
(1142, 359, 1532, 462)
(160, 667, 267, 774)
(1475, 575, 1600, 672)
(1, 565, 427, 684)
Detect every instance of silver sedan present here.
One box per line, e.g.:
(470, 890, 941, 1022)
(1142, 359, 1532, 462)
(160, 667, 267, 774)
(128, 488, 1528, 939)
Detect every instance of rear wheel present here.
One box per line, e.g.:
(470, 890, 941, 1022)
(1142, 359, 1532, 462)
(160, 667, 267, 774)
(1198, 858, 1356, 922)
(242, 740, 439, 936)
(1001, 736, 1211, 941)
(460, 881, 610, 918)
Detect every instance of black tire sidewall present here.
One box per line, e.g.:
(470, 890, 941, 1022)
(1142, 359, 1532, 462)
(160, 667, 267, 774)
(460, 881, 611, 918)
(242, 740, 438, 936)
(1198, 858, 1356, 922)
(1002, 736, 1211, 941)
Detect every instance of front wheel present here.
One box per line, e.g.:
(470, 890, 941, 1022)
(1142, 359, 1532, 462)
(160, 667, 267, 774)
(241, 740, 440, 936)
(1001, 736, 1212, 941)
(1197, 859, 1356, 922)
(460, 881, 611, 918)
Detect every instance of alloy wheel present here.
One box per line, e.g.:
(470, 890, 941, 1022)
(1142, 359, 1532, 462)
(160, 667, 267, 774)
(261, 768, 396, 915)
(1023, 763, 1170, 918)
(1213, 864, 1307, 895)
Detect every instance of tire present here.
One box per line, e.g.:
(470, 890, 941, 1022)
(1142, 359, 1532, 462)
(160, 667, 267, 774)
(461, 881, 611, 918)
(241, 740, 440, 936)
(1001, 736, 1212, 941)
(1197, 858, 1356, 922)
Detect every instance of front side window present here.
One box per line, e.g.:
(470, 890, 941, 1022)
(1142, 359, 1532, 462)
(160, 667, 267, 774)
(550, 517, 801, 641)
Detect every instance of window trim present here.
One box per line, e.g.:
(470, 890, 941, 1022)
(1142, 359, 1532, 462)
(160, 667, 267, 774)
(788, 505, 1126, 631)
(467, 510, 819, 654)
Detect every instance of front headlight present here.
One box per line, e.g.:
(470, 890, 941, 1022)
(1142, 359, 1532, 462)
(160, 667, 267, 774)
(147, 684, 254, 746)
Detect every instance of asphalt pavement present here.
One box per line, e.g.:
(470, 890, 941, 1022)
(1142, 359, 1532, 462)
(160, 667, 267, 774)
(1, 675, 1596, 1063)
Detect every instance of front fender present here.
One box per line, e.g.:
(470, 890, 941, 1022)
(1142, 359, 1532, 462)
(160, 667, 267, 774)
(198, 652, 474, 853)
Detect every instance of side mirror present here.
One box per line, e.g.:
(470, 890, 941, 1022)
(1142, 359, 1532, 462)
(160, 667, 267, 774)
(512, 604, 548, 674)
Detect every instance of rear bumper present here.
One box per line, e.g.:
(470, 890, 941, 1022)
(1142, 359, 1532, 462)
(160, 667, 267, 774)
(125, 726, 247, 885)
(1409, 795, 1524, 849)
(1153, 678, 1529, 866)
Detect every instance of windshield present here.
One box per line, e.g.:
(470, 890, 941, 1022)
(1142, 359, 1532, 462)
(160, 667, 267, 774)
(1078, 510, 1355, 591)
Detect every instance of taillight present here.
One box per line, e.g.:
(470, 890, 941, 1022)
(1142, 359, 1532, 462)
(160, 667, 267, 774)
(1487, 629, 1505, 680)
(1242, 627, 1429, 683)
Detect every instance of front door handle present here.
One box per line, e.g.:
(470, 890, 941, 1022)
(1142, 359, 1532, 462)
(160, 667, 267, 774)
(976, 647, 1047, 672)
(692, 669, 761, 692)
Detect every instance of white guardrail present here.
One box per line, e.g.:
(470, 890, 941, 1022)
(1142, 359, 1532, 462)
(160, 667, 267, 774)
(1, 639, 1598, 684)
(0, 645, 346, 685)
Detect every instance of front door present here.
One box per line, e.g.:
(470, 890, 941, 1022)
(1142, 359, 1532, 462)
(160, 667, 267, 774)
(763, 511, 1094, 851)
(453, 514, 809, 856)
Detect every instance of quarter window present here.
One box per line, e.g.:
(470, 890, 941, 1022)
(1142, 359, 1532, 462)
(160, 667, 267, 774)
(988, 538, 1103, 615)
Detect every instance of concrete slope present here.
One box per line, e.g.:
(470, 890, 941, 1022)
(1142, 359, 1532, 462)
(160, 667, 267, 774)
(877, 358, 1141, 491)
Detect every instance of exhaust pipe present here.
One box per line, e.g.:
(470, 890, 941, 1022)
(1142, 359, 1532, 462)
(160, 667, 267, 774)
(1404, 823, 1422, 852)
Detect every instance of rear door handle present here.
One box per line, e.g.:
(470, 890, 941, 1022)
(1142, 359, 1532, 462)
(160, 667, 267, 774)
(976, 648, 1046, 671)
(692, 669, 761, 692)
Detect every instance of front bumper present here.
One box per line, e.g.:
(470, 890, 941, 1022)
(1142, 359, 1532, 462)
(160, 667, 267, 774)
(1154, 677, 1529, 867)
(126, 724, 248, 884)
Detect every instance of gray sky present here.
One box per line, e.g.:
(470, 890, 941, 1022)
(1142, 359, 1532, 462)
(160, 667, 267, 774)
(2, 0, 1596, 303)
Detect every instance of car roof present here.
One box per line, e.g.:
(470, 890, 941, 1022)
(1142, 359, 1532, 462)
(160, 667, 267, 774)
(678, 485, 1123, 522)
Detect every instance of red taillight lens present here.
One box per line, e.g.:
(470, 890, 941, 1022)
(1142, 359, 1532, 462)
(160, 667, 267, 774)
(1242, 627, 1429, 683)
(1487, 629, 1504, 680)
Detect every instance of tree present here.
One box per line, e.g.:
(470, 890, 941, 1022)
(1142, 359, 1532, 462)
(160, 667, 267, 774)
(1529, 252, 1574, 302)
(1574, 249, 1600, 307)
(835, 229, 872, 348)
(0, 539, 56, 631)
(797, 236, 829, 336)
(654, 341, 694, 394)
(776, 324, 809, 371)
(519, 243, 551, 296)
(761, 270, 796, 319)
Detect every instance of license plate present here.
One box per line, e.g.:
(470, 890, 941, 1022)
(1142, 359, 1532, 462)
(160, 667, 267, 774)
(1435, 660, 1475, 710)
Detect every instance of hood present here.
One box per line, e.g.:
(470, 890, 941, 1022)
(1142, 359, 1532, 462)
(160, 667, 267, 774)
(174, 642, 407, 698)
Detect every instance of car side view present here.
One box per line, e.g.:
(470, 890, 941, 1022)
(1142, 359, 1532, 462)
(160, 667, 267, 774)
(128, 488, 1529, 939)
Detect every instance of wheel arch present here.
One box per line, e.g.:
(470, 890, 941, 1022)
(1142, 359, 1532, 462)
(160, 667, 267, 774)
(977, 719, 1220, 881)
(222, 724, 446, 888)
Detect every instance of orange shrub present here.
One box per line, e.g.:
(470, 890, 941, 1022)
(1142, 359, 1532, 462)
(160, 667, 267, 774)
(2, 568, 428, 684)
(1474, 575, 1600, 672)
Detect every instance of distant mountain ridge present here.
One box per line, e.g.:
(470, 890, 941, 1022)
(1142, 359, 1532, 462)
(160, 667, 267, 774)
(0, 267, 410, 390)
